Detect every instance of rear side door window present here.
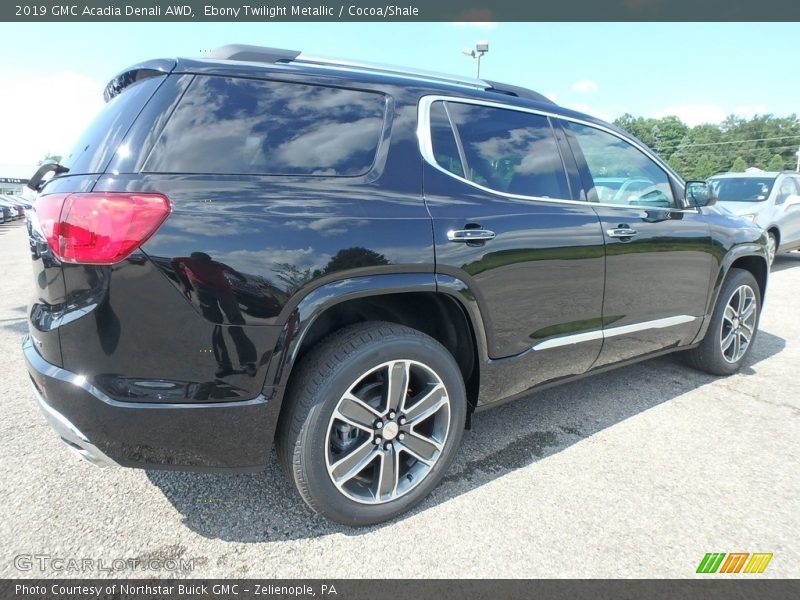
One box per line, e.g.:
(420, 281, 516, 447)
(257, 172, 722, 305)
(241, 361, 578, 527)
(428, 100, 571, 200)
(563, 121, 676, 209)
(144, 76, 387, 176)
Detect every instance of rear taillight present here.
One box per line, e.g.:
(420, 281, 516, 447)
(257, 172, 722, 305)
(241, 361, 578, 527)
(35, 192, 171, 264)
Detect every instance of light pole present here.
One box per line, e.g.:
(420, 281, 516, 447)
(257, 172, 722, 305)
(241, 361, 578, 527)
(462, 40, 489, 79)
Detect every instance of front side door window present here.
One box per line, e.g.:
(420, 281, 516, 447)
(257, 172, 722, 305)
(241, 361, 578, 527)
(564, 121, 676, 209)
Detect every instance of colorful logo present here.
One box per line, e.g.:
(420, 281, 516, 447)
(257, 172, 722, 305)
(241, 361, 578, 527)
(696, 552, 773, 574)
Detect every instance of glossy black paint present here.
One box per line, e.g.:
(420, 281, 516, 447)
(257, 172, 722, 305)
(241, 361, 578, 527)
(25, 55, 769, 471)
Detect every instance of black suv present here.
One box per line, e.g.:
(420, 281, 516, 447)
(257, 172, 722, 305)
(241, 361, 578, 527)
(24, 45, 768, 525)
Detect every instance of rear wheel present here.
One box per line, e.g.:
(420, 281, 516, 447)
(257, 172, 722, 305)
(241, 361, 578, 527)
(685, 268, 761, 375)
(277, 321, 466, 526)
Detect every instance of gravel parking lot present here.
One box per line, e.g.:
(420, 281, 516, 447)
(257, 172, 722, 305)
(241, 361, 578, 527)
(0, 219, 798, 578)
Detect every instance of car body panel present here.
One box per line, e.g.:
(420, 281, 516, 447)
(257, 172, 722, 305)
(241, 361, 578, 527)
(23, 53, 770, 472)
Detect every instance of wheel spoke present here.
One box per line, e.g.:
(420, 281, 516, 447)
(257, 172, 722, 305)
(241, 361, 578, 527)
(404, 383, 447, 424)
(376, 447, 400, 500)
(737, 286, 747, 313)
(400, 430, 441, 464)
(335, 393, 381, 431)
(385, 361, 409, 413)
(732, 332, 741, 360)
(723, 304, 736, 324)
(721, 328, 735, 353)
(330, 439, 378, 485)
(740, 294, 756, 321)
(737, 331, 749, 353)
(738, 326, 752, 344)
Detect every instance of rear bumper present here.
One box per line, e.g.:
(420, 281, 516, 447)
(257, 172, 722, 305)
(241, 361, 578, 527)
(23, 335, 280, 473)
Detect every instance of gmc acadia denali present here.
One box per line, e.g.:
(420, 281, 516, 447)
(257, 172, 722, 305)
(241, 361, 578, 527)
(24, 45, 769, 525)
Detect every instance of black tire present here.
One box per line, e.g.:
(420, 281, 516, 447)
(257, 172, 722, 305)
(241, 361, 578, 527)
(684, 268, 761, 375)
(767, 231, 777, 266)
(276, 321, 467, 526)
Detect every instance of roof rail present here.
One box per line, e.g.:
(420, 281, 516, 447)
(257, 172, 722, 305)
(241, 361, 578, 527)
(208, 44, 489, 90)
(484, 80, 555, 105)
(208, 45, 557, 103)
(210, 44, 301, 64)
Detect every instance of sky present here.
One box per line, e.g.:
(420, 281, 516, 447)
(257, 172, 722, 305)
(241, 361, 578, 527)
(1, 21, 798, 168)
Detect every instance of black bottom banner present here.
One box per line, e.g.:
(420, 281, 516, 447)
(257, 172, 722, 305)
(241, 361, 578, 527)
(2, 579, 799, 600)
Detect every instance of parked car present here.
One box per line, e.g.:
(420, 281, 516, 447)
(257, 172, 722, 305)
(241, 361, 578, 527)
(0, 203, 10, 224)
(0, 196, 23, 220)
(24, 45, 769, 526)
(709, 171, 800, 264)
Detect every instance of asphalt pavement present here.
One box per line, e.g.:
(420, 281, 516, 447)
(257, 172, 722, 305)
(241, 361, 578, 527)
(0, 219, 797, 578)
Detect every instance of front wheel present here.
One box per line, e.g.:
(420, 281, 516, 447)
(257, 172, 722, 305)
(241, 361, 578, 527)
(685, 268, 761, 375)
(767, 231, 777, 266)
(277, 321, 466, 526)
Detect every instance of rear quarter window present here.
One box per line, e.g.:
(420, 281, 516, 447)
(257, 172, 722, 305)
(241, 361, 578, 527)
(62, 75, 166, 174)
(144, 76, 388, 176)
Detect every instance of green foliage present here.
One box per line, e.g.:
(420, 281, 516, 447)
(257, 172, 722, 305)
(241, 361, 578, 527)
(731, 156, 747, 172)
(38, 153, 63, 165)
(767, 153, 785, 171)
(613, 114, 800, 180)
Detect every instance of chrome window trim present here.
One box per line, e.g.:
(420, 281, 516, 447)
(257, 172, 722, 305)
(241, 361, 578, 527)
(416, 94, 694, 211)
(531, 315, 700, 351)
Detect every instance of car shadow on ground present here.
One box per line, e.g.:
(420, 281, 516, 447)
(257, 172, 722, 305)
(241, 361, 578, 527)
(147, 330, 785, 543)
(0, 220, 26, 237)
(0, 319, 28, 335)
(771, 252, 800, 273)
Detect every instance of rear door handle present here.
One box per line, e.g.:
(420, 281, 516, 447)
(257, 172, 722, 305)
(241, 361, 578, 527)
(447, 229, 496, 242)
(607, 227, 638, 238)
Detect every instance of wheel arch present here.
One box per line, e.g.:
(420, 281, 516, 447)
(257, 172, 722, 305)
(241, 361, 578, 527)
(766, 225, 781, 249)
(262, 273, 488, 415)
(695, 244, 768, 343)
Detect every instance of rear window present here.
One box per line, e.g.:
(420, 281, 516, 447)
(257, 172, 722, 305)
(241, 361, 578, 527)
(709, 177, 776, 202)
(144, 76, 387, 176)
(62, 75, 165, 174)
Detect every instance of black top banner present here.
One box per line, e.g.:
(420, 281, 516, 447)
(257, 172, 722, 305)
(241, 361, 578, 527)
(3, 0, 800, 21)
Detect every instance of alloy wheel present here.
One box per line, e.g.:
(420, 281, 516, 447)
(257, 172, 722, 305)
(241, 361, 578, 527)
(767, 233, 777, 265)
(325, 359, 451, 504)
(720, 284, 757, 363)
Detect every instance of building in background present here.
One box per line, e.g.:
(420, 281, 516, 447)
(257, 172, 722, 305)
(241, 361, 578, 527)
(0, 164, 36, 196)
(0, 177, 28, 194)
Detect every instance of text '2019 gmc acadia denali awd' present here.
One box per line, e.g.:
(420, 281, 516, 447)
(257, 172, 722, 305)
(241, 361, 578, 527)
(23, 45, 769, 525)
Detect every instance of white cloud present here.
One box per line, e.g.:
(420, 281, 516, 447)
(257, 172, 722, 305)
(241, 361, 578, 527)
(564, 102, 612, 122)
(570, 80, 598, 93)
(653, 104, 727, 126)
(0, 71, 104, 165)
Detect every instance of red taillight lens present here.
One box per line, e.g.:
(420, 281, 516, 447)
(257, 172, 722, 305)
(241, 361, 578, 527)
(35, 192, 171, 264)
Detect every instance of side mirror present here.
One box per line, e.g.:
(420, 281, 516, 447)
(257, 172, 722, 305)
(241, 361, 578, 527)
(685, 180, 716, 207)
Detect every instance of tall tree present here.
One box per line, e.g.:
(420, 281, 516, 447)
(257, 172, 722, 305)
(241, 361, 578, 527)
(731, 156, 747, 172)
(767, 153, 785, 171)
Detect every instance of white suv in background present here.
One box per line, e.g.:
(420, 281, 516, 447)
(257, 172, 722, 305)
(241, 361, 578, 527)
(709, 171, 800, 264)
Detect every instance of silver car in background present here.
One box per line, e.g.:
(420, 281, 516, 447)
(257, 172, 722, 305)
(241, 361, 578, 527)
(709, 171, 800, 264)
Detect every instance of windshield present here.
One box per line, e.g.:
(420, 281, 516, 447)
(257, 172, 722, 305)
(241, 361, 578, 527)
(709, 177, 776, 202)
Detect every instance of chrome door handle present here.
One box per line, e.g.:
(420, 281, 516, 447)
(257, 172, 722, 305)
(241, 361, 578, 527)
(447, 229, 496, 242)
(607, 227, 638, 238)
